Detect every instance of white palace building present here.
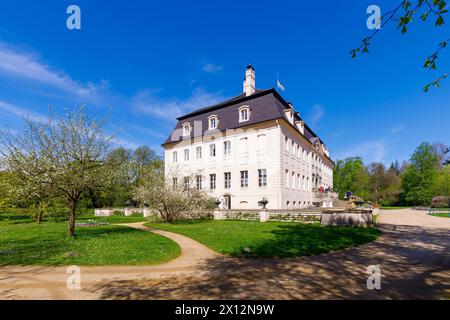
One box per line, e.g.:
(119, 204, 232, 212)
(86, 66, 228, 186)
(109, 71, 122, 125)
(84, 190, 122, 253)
(162, 66, 334, 210)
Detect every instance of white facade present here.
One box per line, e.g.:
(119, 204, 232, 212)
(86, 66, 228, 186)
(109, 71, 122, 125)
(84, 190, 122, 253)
(163, 66, 333, 210)
(164, 120, 333, 210)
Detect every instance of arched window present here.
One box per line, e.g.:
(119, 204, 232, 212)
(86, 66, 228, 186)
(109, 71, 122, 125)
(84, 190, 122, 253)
(208, 115, 218, 130)
(238, 105, 251, 122)
(182, 122, 191, 136)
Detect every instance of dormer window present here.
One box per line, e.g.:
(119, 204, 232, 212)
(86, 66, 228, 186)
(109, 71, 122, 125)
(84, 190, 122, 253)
(208, 115, 218, 130)
(182, 123, 191, 136)
(238, 105, 250, 122)
(283, 109, 294, 124)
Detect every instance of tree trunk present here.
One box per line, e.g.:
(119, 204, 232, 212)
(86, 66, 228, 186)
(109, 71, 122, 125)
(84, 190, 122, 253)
(68, 200, 76, 237)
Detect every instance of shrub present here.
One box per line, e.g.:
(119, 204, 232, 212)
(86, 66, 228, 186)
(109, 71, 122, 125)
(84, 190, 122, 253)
(113, 210, 124, 216)
(431, 196, 450, 208)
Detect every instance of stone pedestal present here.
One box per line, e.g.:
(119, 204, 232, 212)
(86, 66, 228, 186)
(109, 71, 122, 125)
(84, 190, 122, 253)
(321, 212, 372, 226)
(213, 210, 223, 220)
(259, 211, 269, 222)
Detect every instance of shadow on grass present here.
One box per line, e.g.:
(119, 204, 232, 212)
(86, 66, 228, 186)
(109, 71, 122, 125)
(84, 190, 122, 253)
(232, 224, 381, 258)
(89, 223, 450, 299)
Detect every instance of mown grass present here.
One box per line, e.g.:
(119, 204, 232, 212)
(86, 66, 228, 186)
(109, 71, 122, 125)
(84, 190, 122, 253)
(380, 206, 411, 210)
(146, 220, 381, 258)
(0, 212, 180, 266)
(430, 212, 450, 218)
(77, 213, 150, 224)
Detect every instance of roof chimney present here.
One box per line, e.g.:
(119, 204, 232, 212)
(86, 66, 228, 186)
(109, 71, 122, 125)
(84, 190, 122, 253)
(243, 65, 255, 96)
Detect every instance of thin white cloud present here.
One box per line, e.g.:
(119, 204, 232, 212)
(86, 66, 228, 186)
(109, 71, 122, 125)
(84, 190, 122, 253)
(390, 124, 405, 134)
(310, 104, 325, 125)
(202, 62, 223, 74)
(131, 125, 166, 139)
(110, 136, 140, 150)
(335, 138, 387, 163)
(0, 41, 108, 104)
(133, 87, 224, 121)
(0, 100, 46, 122)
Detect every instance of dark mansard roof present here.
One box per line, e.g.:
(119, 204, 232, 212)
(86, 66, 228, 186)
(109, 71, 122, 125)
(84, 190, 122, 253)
(162, 88, 332, 162)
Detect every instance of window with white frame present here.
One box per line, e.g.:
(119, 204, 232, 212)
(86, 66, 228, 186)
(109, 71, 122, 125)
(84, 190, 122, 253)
(172, 151, 178, 163)
(258, 169, 267, 187)
(240, 170, 248, 188)
(297, 173, 301, 190)
(183, 177, 190, 190)
(208, 115, 218, 130)
(210, 143, 216, 157)
(224, 172, 231, 189)
(210, 174, 216, 190)
(238, 106, 250, 122)
(196, 146, 202, 159)
(224, 141, 231, 155)
(182, 123, 191, 136)
(196, 175, 202, 190)
(184, 149, 189, 161)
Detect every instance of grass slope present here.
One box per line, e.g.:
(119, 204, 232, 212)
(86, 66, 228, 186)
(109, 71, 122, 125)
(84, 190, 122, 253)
(146, 220, 381, 258)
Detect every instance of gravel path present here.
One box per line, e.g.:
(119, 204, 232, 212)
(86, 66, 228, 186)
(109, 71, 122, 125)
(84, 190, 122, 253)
(0, 209, 449, 300)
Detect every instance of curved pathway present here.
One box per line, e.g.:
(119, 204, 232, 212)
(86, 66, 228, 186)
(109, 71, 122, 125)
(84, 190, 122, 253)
(0, 210, 449, 299)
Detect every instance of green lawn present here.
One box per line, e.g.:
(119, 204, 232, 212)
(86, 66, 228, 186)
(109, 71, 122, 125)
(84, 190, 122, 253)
(430, 212, 450, 218)
(0, 215, 180, 266)
(77, 213, 150, 224)
(146, 220, 381, 258)
(380, 206, 411, 210)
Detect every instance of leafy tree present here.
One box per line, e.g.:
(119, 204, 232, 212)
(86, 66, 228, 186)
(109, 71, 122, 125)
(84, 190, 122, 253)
(0, 107, 114, 236)
(381, 165, 403, 205)
(352, 0, 449, 91)
(367, 162, 387, 204)
(401, 142, 440, 205)
(133, 146, 159, 184)
(333, 157, 370, 199)
(432, 165, 450, 196)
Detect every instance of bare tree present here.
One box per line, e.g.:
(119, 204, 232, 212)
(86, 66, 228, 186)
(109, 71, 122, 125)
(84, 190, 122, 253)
(0, 107, 114, 236)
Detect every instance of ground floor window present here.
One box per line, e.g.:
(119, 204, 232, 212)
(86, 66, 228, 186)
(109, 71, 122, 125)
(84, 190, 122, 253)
(224, 172, 231, 189)
(258, 169, 267, 187)
(210, 174, 216, 190)
(240, 170, 248, 188)
(196, 175, 202, 190)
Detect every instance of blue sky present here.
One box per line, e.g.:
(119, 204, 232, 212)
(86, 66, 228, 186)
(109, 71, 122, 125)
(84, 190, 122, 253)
(0, 0, 449, 164)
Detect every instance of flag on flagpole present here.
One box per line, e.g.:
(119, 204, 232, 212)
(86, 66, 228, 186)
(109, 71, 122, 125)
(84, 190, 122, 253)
(277, 79, 285, 92)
